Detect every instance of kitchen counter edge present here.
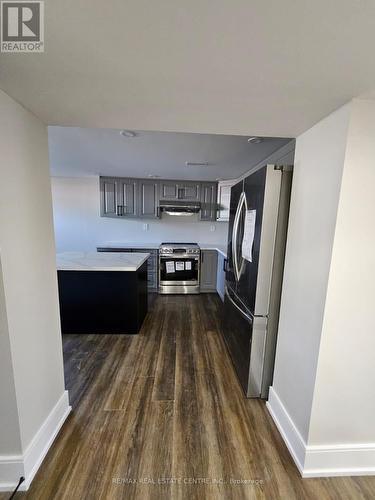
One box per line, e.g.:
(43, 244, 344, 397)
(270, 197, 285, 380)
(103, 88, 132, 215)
(97, 243, 227, 258)
(57, 252, 150, 272)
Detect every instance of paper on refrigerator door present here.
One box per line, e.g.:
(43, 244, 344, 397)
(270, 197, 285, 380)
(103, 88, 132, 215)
(175, 261, 184, 271)
(166, 261, 175, 273)
(185, 261, 192, 270)
(241, 209, 256, 262)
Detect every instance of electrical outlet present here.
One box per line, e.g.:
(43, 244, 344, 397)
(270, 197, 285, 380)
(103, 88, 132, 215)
(143, 223, 149, 231)
(210, 225, 216, 232)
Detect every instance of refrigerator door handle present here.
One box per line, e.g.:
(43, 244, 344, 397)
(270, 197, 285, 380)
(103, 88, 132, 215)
(225, 285, 253, 324)
(232, 191, 247, 282)
(232, 195, 241, 280)
(231, 203, 239, 280)
(238, 193, 248, 282)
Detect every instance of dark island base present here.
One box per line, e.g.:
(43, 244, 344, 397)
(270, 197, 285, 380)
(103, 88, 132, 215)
(57, 262, 148, 334)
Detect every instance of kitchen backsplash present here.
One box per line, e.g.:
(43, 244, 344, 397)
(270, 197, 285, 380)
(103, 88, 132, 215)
(51, 176, 229, 252)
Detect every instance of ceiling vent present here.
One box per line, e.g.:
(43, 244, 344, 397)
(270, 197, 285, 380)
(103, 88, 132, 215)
(185, 161, 209, 167)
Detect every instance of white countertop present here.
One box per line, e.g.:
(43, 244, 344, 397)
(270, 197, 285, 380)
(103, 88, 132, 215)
(56, 252, 150, 271)
(97, 241, 227, 257)
(97, 241, 160, 249)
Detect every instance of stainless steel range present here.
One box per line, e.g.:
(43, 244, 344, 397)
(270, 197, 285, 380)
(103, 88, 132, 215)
(159, 242, 200, 294)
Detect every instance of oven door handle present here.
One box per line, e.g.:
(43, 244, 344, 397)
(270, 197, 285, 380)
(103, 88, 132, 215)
(160, 255, 199, 260)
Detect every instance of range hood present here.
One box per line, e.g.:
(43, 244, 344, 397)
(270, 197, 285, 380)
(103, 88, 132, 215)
(159, 200, 201, 216)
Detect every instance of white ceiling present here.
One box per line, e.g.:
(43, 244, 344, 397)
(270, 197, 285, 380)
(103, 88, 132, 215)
(1, 1, 375, 137)
(48, 127, 291, 181)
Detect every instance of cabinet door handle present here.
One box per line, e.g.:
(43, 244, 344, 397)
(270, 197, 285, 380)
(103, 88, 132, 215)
(117, 205, 122, 216)
(223, 258, 227, 272)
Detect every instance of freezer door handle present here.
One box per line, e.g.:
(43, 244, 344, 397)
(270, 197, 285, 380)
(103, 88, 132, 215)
(225, 285, 253, 324)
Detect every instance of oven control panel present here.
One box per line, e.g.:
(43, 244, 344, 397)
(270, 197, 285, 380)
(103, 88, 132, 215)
(159, 246, 200, 256)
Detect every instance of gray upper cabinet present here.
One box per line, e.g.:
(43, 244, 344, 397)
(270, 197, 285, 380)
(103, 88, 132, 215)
(138, 180, 160, 218)
(100, 177, 119, 217)
(200, 250, 218, 292)
(159, 180, 201, 201)
(100, 176, 159, 218)
(118, 178, 137, 217)
(200, 182, 217, 221)
(176, 182, 200, 201)
(100, 177, 137, 217)
(100, 176, 217, 220)
(159, 181, 178, 200)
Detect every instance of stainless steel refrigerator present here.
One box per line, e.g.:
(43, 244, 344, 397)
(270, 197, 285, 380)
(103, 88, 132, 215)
(222, 164, 292, 398)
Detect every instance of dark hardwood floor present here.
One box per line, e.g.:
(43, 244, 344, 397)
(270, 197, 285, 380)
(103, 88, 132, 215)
(4, 295, 375, 499)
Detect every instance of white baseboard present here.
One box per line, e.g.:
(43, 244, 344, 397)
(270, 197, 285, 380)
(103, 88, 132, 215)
(267, 386, 375, 478)
(0, 390, 71, 492)
(266, 386, 306, 474)
(303, 443, 375, 477)
(0, 456, 25, 493)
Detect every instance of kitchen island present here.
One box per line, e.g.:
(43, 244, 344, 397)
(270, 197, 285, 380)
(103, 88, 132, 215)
(56, 252, 149, 334)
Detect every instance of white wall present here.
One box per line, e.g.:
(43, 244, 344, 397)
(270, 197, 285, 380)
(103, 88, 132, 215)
(308, 99, 375, 445)
(0, 258, 22, 456)
(268, 99, 375, 476)
(0, 89, 70, 489)
(51, 176, 229, 251)
(271, 103, 351, 441)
